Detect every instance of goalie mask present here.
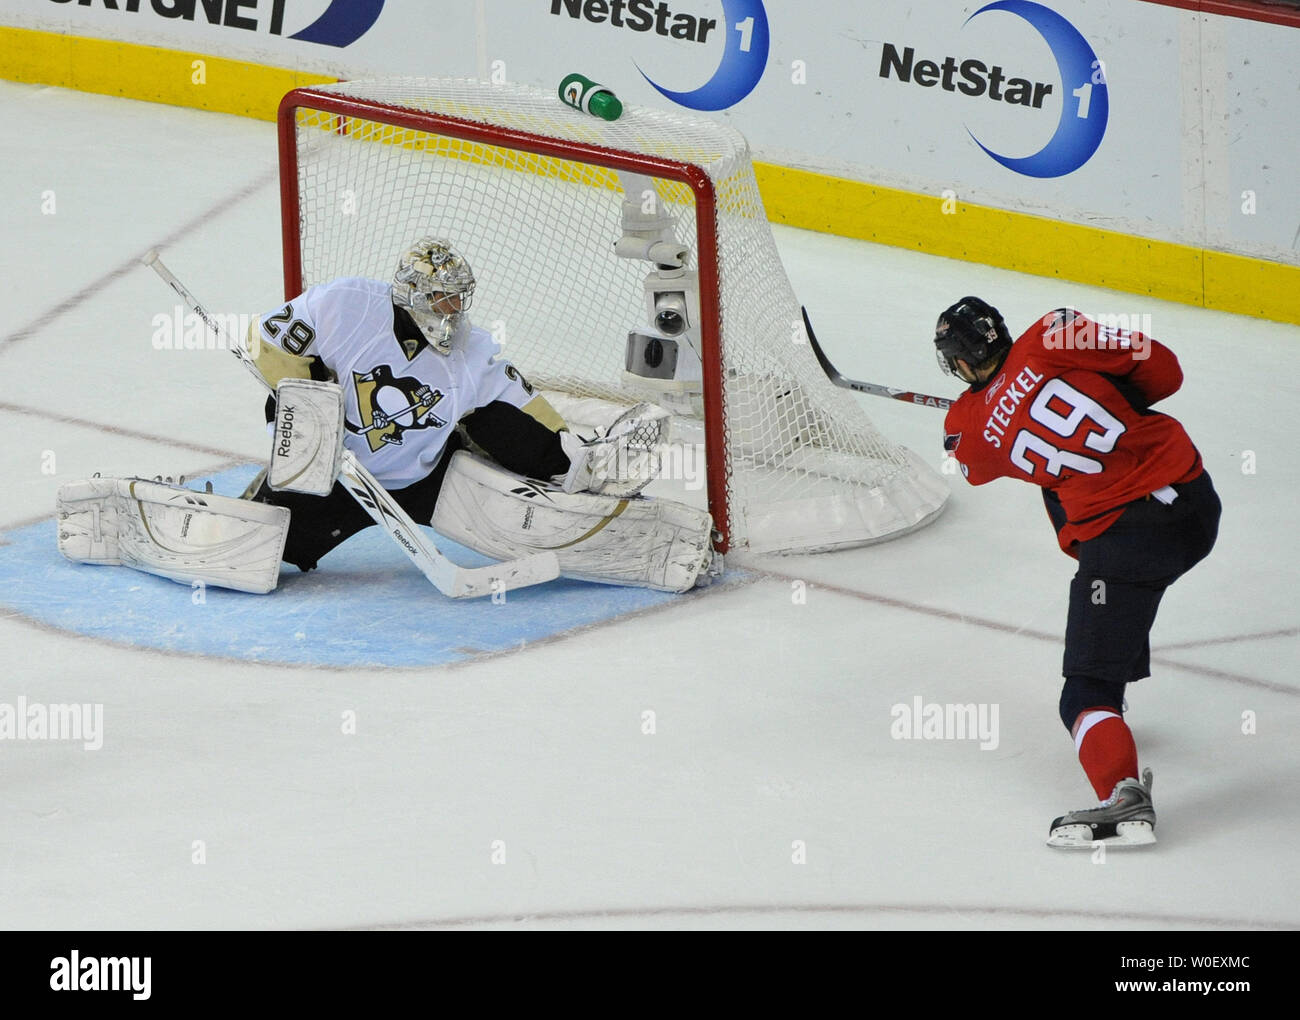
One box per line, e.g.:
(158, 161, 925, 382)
(392, 237, 476, 355)
(934, 296, 1012, 379)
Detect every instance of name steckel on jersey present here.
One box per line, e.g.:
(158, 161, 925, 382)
(942, 310, 1203, 553)
(258, 277, 537, 490)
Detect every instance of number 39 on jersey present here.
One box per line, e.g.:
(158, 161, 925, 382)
(1010, 379, 1127, 480)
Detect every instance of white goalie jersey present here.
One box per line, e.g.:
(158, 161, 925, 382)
(256, 277, 538, 489)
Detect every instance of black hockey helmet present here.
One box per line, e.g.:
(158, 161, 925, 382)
(934, 296, 1013, 377)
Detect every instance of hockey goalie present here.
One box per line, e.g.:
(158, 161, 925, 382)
(56, 237, 717, 596)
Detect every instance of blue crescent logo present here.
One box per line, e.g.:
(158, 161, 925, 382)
(289, 0, 386, 48)
(639, 0, 770, 111)
(965, 1, 1108, 178)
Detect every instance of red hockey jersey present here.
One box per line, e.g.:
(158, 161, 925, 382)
(942, 309, 1203, 553)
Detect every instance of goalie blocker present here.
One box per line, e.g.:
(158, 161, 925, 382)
(268, 377, 346, 496)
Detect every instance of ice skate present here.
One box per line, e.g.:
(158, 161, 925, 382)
(1047, 767, 1156, 848)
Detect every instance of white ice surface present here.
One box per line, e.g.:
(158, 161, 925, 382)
(1, 82, 1297, 930)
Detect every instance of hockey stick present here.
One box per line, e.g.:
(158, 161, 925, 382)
(801, 306, 953, 411)
(141, 249, 560, 599)
(346, 399, 447, 436)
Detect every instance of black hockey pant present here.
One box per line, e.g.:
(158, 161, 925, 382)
(1057, 470, 1222, 730)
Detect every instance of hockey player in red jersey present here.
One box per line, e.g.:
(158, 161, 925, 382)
(934, 297, 1221, 847)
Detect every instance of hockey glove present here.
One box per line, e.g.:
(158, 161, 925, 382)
(559, 402, 669, 497)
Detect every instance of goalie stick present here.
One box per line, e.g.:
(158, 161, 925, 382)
(801, 307, 952, 411)
(140, 249, 560, 599)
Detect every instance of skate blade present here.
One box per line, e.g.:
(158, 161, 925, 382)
(1047, 820, 1156, 849)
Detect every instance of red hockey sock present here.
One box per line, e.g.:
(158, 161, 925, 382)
(1073, 708, 1139, 800)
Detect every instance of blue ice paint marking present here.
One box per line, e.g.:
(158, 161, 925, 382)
(7, 466, 684, 668)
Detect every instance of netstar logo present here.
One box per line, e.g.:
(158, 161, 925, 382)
(551, 0, 770, 112)
(550, 0, 719, 42)
(47, 0, 385, 48)
(879, 0, 1108, 179)
(881, 44, 1054, 109)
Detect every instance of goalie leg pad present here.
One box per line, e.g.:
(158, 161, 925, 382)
(57, 477, 290, 594)
(268, 378, 345, 496)
(431, 451, 714, 593)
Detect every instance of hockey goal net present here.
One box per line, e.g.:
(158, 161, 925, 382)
(278, 78, 947, 555)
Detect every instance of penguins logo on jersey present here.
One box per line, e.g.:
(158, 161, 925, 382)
(346, 364, 448, 452)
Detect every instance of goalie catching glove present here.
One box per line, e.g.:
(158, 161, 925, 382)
(558, 401, 669, 497)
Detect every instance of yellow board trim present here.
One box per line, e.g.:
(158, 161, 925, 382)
(0, 24, 333, 121)
(3, 25, 1296, 325)
(755, 162, 1300, 326)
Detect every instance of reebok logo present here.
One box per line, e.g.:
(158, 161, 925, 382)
(276, 405, 295, 457)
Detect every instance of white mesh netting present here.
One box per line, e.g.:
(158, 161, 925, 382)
(284, 77, 947, 554)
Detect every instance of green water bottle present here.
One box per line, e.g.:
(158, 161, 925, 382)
(558, 73, 623, 122)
